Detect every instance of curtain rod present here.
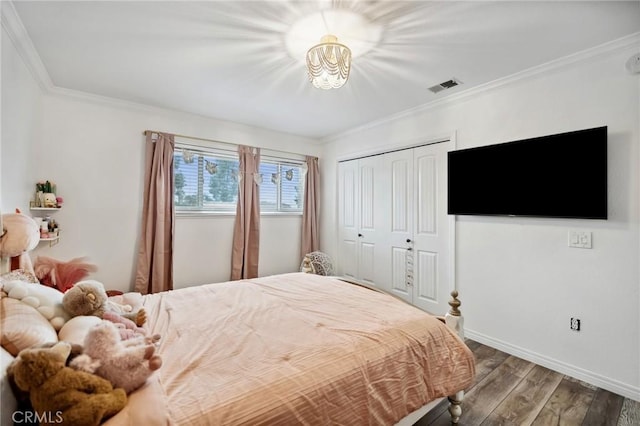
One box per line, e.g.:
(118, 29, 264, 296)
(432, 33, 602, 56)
(143, 130, 308, 159)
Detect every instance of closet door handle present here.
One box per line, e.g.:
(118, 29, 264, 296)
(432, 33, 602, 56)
(406, 239, 412, 243)
(407, 247, 413, 251)
(358, 233, 363, 237)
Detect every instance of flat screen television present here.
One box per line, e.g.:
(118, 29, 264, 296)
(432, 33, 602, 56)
(447, 126, 607, 219)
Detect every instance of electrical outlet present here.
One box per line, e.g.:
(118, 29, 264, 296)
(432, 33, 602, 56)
(570, 318, 581, 331)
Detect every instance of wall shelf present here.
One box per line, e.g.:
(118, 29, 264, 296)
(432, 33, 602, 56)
(39, 236, 60, 247)
(30, 201, 62, 247)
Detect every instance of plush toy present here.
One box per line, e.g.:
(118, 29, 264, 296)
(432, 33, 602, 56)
(71, 320, 162, 394)
(34, 255, 98, 293)
(6, 342, 84, 411)
(62, 279, 147, 329)
(0, 211, 40, 274)
(1, 280, 70, 330)
(301, 256, 315, 274)
(11, 341, 127, 426)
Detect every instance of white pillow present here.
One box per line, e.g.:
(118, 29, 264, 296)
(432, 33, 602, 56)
(58, 316, 102, 346)
(1, 280, 70, 330)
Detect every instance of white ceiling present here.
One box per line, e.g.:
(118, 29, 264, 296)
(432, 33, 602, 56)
(11, 1, 640, 139)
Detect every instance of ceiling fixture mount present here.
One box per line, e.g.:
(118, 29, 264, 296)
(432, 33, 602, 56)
(306, 34, 352, 90)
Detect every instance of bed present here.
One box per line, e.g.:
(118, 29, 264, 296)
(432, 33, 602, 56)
(2, 272, 475, 425)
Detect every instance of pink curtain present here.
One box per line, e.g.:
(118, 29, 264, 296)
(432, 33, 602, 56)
(301, 156, 320, 258)
(135, 132, 175, 294)
(231, 146, 261, 280)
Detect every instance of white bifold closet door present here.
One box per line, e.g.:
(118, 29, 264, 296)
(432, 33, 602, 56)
(337, 154, 384, 288)
(337, 141, 451, 315)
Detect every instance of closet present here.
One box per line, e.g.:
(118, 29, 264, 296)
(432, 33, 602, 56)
(337, 141, 452, 315)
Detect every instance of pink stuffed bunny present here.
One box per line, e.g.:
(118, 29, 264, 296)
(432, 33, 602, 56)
(70, 320, 162, 394)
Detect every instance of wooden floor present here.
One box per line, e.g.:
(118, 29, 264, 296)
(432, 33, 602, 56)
(415, 340, 640, 426)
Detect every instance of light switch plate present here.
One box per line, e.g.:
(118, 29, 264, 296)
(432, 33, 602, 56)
(568, 230, 592, 249)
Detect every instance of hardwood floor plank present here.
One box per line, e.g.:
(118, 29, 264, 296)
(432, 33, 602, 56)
(447, 356, 535, 424)
(468, 343, 511, 391)
(414, 398, 449, 425)
(421, 343, 511, 425)
(617, 398, 640, 426)
(465, 339, 482, 352)
(425, 408, 454, 426)
(481, 364, 564, 426)
(531, 377, 596, 426)
(581, 388, 624, 426)
(415, 341, 634, 426)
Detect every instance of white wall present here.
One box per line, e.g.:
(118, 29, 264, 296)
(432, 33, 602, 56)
(1, 24, 44, 274)
(173, 214, 302, 289)
(321, 43, 640, 399)
(1, 25, 42, 214)
(1, 29, 322, 291)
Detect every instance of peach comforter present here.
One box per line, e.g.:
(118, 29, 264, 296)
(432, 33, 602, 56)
(106, 273, 475, 425)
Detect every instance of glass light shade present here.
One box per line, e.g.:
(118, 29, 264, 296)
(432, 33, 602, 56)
(306, 35, 351, 90)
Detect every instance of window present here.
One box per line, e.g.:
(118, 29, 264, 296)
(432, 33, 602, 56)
(259, 159, 305, 212)
(174, 144, 305, 214)
(174, 146, 238, 212)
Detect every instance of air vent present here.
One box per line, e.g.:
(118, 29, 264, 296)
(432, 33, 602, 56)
(428, 78, 462, 93)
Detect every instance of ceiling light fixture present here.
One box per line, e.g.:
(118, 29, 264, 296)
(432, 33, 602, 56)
(306, 34, 351, 90)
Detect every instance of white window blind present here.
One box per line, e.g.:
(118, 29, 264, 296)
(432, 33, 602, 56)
(174, 144, 305, 214)
(259, 159, 305, 212)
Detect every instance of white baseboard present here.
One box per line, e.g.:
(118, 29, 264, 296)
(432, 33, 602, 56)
(465, 329, 640, 402)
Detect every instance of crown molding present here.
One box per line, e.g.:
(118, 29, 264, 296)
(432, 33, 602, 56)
(48, 84, 202, 119)
(46, 85, 325, 146)
(1, 1, 53, 91)
(323, 32, 640, 143)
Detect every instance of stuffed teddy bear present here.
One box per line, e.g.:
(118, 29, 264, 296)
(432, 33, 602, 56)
(71, 320, 162, 394)
(11, 341, 127, 426)
(62, 279, 147, 330)
(0, 211, 40, 274)
(34, 255, 98, 293)
(1, 280, 70, 330)
(6, 342, 84, 412)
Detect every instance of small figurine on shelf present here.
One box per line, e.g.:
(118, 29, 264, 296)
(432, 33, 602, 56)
(43, 193, 57, 208)
(56, 196, 64, 208)
(35, 180, 58, 208)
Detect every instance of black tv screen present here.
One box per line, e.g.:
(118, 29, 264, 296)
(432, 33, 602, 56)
(448, 126, 607, 219)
